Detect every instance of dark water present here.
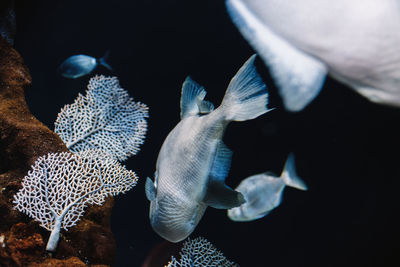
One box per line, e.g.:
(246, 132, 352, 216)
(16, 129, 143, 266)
(13, 0, 400, 266)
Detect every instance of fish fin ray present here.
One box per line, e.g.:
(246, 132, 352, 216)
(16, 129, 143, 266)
(281, 153, 308, 190)
(180, 77, 214, 119)
(99, 50, 112, 71)
(226, 0, 328, 112)
(209, 141, 233, 182)
(220, 54, 272, 121)
(204, 181, 245, 209)
(145, 177, 156, 201)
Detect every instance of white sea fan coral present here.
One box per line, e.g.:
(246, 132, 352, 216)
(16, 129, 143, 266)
(166, 237, 239, 267)
(13, 150, 138, 252)
(54, 75, 149, 161)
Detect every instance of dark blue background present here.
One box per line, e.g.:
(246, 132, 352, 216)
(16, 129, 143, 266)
(13, 0, 400, 266)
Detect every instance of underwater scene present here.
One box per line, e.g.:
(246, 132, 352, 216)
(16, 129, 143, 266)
(1, 0, 400, 266)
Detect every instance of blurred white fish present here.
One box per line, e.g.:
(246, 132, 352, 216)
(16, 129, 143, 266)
(145, 55, 272, 242)
(58, 51, 112, 79)
(227, 153, 307, 222)
(226, 0, 400, 111)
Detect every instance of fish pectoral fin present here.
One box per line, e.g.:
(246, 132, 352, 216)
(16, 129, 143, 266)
(209, 141, 233, 182)
(180, 76, 214, 119)
(204, 181, 246, 209)
(145, 177, 156, 201)
(226, 0, 328, 112)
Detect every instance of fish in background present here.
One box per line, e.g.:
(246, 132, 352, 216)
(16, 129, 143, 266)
(58, 51, 112, 79)
(0, 0, 16, 45)
(226, 0, 400, 111)
(228, 153, 307, 222)
(145, 55, 273, 242)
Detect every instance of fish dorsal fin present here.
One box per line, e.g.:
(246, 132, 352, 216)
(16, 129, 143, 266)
(226, 0, 328, 112)
(203, 141, 244, 209)
(145, 177, 156, 201)
(204, 182, 246, 209)
(209, 141, 233, 182)
(180, 77, 214, 119)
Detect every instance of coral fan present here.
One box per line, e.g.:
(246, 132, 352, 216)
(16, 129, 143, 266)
(55, 75, 149, 161)
(166, 237, 239, 267)
(13, 150, 138, 251)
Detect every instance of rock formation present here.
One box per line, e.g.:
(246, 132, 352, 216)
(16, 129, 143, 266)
(0, 34, 116, 266)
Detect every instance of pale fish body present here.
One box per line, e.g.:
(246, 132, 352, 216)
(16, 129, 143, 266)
(145, 55, 272, 242)
(228, 153, 307, 222)
(226, 0, 400, 111)
(58, 51, 112, 79)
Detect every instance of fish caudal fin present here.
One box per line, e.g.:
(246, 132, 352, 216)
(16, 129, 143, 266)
(98, 50, 113, 71)
(220, 54, 272, 122)
(226, 0, 327, 112)
(281, 153, 307, 191)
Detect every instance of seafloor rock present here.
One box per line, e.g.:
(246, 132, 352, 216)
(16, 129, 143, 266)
(0, 35, 115, 266)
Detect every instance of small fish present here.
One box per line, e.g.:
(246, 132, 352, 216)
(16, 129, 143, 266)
(226, 0, 400, 111)
(58, 51, 112, 79)
(227, 153, 307, 222)
(145, 55, 272, 242)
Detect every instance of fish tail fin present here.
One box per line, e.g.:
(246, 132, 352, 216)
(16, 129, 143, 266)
(99, 50, 112, 71)
(281, 153, 308, 191)
(219, 54, 273, 122)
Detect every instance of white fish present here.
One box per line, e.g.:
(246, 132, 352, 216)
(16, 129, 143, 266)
(58, 51, 112, 79)
(226, 0, 400, 111)
(227, 153, 307, 222)
(145, 55, 272, 242)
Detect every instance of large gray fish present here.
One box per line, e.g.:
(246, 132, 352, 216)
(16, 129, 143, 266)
(145, 55, 272, 242)
(227, 153, 307, 222)
(58, 51, 112, 79)
(226, 0, 400, 111)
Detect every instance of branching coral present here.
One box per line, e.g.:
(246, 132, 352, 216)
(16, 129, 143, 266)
(166, 237, 239, 267)
(13, 150, 138, 252)
(54, 75, 149, 161)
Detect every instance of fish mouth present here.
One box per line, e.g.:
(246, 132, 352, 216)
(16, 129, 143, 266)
(151, 219, 193, 243)
(149, 199, 206, 243)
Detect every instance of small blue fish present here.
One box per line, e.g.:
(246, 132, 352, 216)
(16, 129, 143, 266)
(227, 153, 307, 222)
(145, 55, 272, 242)
(58, 51, 112, 79)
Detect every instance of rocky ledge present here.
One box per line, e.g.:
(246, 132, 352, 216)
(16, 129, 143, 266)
(0, 35, 116, 266)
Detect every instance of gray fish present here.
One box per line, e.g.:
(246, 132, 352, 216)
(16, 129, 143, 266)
(227, 153, 307, 222)
(145, 55, 272, 242)
(58, 51, 112, 79)
(226, 0, 400, 111)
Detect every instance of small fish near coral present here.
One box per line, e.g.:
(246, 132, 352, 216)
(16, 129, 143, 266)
(58, 51, 112, 79)
(228, 153, 307, 222)
(226, 0, 400, 111)
(145, 54, 273, 243)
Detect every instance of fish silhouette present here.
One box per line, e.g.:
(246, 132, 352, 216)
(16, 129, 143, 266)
(226, 0, 400, 111)
(58, 51, 112, 79)
(228, 153, 307, 222)
(145, 55, 272, 242)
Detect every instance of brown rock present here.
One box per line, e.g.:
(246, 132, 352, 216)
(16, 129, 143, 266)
(0, 32, 115, 266)
(29, 256, 87, 267)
